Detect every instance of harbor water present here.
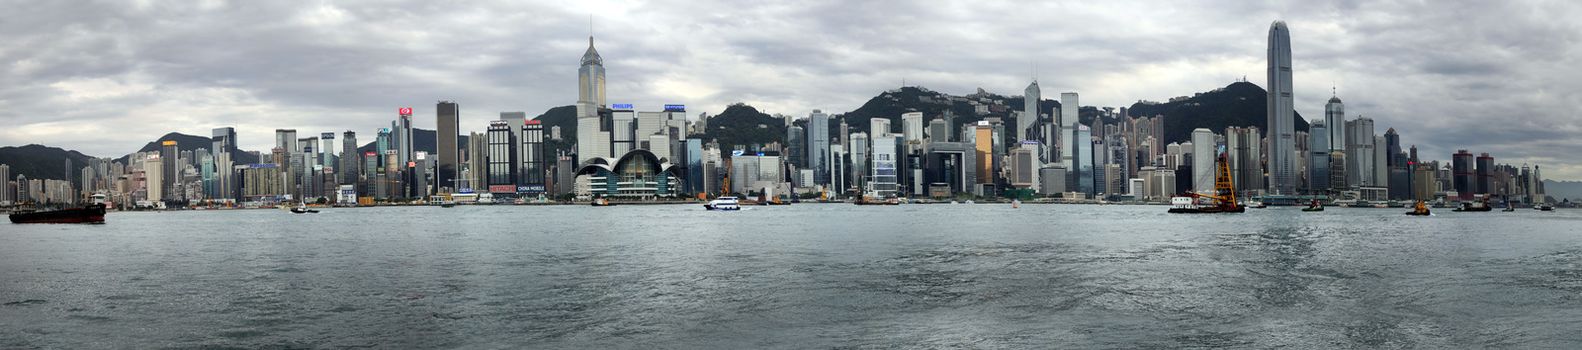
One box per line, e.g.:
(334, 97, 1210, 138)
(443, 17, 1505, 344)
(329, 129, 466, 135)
(3, 204, 1581, 348)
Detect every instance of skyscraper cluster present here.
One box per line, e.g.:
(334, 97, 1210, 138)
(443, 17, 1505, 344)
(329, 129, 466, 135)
(0, 22, 1560, 207)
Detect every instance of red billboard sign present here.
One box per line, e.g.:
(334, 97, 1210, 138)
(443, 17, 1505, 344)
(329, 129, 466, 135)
(398, 107, 413, 116)
(489, 185, 517, 193)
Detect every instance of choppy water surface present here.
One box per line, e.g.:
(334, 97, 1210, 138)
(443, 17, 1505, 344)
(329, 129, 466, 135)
(3, 204, 1582, 348)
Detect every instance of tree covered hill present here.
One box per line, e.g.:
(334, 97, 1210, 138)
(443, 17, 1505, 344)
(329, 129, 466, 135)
(1128, 81, 1309, 144)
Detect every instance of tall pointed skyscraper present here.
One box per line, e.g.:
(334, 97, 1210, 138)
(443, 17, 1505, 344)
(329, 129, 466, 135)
(576, 35, 609, 160)
(1020, 80, 1039, 142)
(1266, 20, 1296, 195)
(578, 36, 606, 109)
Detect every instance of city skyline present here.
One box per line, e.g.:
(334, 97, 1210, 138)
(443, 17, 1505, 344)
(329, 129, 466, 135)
(2, 1, 1580, 179)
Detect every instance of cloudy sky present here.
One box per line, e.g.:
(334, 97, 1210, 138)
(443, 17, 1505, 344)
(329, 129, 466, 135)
(3, 0, 1580, 179)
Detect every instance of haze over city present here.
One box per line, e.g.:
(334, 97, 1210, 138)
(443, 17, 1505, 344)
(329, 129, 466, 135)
(2, 0, 1579, 179)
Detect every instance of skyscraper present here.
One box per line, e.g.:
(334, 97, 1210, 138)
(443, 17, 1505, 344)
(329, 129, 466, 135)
(1452, 150, 1474, 199)
(807, 110, 830, 185)
(871, 135, 899, 198)
(341, 131, 359, 186)
(1226, 127, 1263, 194)
(902, 112, 924, 151)
(160, 140, 177, 201)
(1021, 80, 1039, 142)
(1059, 92, 1078, 172)
(974, 123, 993, 187)
(395, 109, 414, 170)
(1191, 128, 1216, 194)
(211, 127, 237, 201)
(436, 101, 460, 193)
(486, 120, 516, 196)
(1308, 120, 1330, 193)
(576, 34, 608, 152)
(578, 36, 607, 111)
(1476, 153, 1494, 196)
(1345, 117, 1376, 187)
(320, 132, 336, 169)
(1325, 94, 1345, 152)
(521, 120, 546, 194)
(0, 164, 11, 204)
(1266, 20, 1297, 195)
(212, 127, 236, 155)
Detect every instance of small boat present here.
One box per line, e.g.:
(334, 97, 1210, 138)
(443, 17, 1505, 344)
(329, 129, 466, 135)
(1405, 200, 1432, 216)
(1011, 199, 1021, 208)
(1452, 200, 1492, 212)
(590, 197, 613, 207)
(853, 193, 900, 205)
(439, 202, 456, 208)
(290, 205, 319, 214)
(1302, 199, 1324, 212)
(9, 203, 108, 224)
(1537, 204, 1555, 211)
(704, 196, 741, 211)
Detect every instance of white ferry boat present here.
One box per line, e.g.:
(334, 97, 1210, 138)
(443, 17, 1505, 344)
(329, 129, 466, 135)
(705, 196, 741, 211)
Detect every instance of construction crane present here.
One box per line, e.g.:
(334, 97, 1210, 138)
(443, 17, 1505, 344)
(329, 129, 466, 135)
(1170, 146, 1244, 213)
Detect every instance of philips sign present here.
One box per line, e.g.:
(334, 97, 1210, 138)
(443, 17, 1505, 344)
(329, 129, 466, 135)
(611, 103, 634, 109)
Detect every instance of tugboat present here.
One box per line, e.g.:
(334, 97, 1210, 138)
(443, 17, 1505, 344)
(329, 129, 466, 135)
(590, 195, 613, 207)
(289, 203, 319, 214)
(1302, 199, 1324, 212)
(704, 196, 741, 211)
(9, 203, 108, 224)
(1169, 146, 1244, 214)
(1405, 200, 1432, 216)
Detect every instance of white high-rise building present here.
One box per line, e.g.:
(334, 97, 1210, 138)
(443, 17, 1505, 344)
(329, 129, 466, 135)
(143, 155, 163, 202)
(870, 117, 892, 138)
(1191, 128, 1216, 194)
(902, 112, 924, 151)
(871, 135, 898, 197)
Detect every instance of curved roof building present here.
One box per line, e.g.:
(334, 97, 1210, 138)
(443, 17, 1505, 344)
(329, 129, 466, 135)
(575, 149, 683, 198)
